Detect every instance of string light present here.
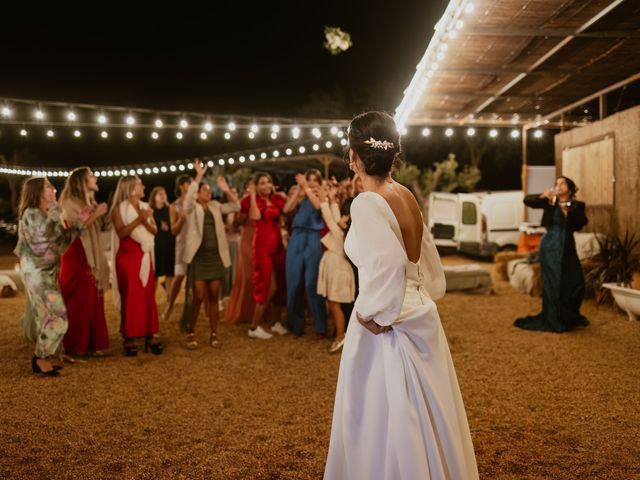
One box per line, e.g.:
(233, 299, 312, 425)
(273, 150, 280, 157)
(46, 129, 55, 138)
(489, 129, 498, 138)
(67, 111, 77, 121)
(260, 152, 267, 159)
(154, 119, 164, 128)
(203, 121, 213, 132)
(151, 131, 159, 140)
(176, 132, 183, 140)
(239, 155, 246, 163)
(73, 130, 81, 138)
(125, 115, 136, 125)
(445, 128, 454, 137)
(228, 158, 235, 165)
(330, 126, 338, 135)
(249, 154, 256, 161)
(298, 146, 306, 154)
(227, 121, 236, 131)
(1, 106, 12, 117)
(101, 131, 109, 139)
(466, 127, 476, 137)
(98, 114, 108, 124)
(250, 124, 259, 133)
(510, 129, 520, 139)
(248, 131, 255, 139)
(270, 132, 278, 140)
(340, 138, 347, 146)
(422, 128, 431, 137)
(292, 127, 300, 139)
(126, 131, 134, 139)
(325, 141, 333, 148)
(285, 148, 293, 155)
(312, 144, 319, 151)
(534, 129, 543, 138)
(271, 124, 280, 133)
(179, 119, 189, 129)
(200, 132, 208, 140)
(224, 132, 231, 140)
(20, 129, 27, 136)
(311, 127, 321, 138)
(35, 109, 45, 120)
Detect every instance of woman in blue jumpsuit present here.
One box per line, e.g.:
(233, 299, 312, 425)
(284, 169, 327, 336)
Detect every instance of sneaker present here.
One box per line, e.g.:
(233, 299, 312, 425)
(248, 325, 273, 340)
(328, 337, 345, 353)
(271, 322, 288, 336)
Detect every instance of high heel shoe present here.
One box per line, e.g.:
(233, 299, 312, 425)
(123, 342, 138, 357)
(144, 337, 164, 355)
(31, 356, 60, 377)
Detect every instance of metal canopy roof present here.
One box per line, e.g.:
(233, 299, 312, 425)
(394, 0, 640, 128)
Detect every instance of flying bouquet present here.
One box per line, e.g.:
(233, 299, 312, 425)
(324, 26, 353, 55)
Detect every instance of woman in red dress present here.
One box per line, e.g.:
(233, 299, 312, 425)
(59, 167, 110, 357)
(224, 182, 256, 324)
(110, 175, 163, 356)
(242, 173, 287, 340)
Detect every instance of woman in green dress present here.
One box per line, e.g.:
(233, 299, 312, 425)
(16, 176, 89, 376)
(180, 160, 240, 348)
(515, 176, 589, 332)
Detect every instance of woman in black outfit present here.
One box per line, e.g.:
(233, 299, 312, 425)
(149, 186, 175, 297)
(515, 176, 589, 332)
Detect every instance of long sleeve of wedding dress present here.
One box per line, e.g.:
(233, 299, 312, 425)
(324, 192, 478, 480)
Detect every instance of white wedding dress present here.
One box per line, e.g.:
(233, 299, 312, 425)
(324, 192, 479, 480)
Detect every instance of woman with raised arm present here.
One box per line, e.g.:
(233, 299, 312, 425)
(324, 111, 478, 480)
(283, 169, 327, 337)
(514, 176, 589, 332)
(180, 160, 240, 348)
(110, 175, 163, 357)
(243, 173, 287, 339)
(59, 167, 110, 357)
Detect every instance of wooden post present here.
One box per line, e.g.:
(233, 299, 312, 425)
(522, 127, 528, 222)
(599, 94, 607, 121)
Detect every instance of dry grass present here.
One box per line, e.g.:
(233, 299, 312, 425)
(1, 252, 639, 479)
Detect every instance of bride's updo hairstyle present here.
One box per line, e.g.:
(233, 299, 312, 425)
(347, 111, 403, 179)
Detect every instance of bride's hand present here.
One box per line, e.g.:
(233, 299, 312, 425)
(356, 312, 392, 335)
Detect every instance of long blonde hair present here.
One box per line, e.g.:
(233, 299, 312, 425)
(109, 175, 139, 216)
(60, 167, 95, 207)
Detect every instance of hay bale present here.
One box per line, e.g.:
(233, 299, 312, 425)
(494, 251, 529, 282)
(530, 263, 542, 297)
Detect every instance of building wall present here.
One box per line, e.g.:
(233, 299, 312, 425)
(554, 105, 640, 238)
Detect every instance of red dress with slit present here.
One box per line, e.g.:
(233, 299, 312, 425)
(60, 237, 109, 354)
(241, 195, 286, 304)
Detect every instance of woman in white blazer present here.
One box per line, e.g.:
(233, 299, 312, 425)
(180, 160, 240, 348)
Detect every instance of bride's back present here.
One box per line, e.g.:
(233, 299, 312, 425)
(378, 182, 423, 263)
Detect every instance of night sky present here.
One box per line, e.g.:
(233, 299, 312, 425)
(0, 2, 555, 203)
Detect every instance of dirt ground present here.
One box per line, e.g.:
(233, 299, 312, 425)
(1, 250, 639, 480)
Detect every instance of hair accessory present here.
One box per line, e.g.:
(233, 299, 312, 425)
(363, 137, 394, 150)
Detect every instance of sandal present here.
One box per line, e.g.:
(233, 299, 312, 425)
(186, 333, 198, 350)
(209, 332, 220, 348)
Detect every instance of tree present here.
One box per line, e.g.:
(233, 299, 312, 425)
(394, 153, 481, 218)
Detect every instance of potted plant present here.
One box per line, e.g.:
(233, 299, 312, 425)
(583, 231, 640, 320)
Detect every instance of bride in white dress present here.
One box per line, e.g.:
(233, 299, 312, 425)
(324, 112, 479, 480)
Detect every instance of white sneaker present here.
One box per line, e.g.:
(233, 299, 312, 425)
(248, 325, 273, 340)
(271, 322, 288, 336)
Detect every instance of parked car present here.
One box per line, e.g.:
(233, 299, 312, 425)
(428, 191, 523, 258)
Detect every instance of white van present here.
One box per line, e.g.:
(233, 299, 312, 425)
(428, 190, 523, 257)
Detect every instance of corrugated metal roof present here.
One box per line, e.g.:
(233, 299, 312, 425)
(395, 0, 640, 128)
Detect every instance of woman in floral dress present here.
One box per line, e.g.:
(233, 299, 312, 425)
(16, 176, 88, 376)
